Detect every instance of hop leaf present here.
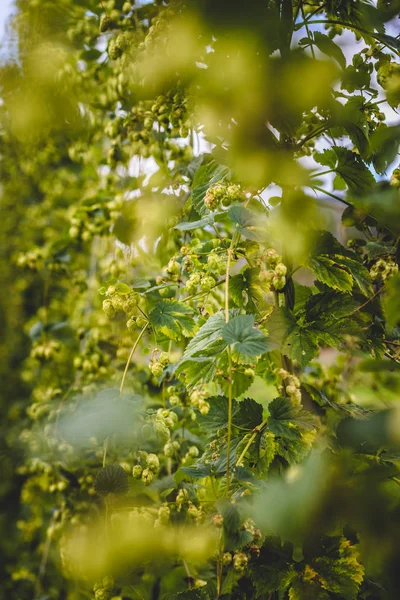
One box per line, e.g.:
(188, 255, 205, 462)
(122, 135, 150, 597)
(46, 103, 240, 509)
(94, 464, 129, 496)
(222, 314, 269, 359)
(149, 300, 197, 340)
(314, 147, 375, 194)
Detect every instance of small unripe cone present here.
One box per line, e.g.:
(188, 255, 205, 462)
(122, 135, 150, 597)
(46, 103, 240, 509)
(141, 468, 154, 485)
(150, 362, 164, 378)
(146, 453, 160, 473)
(136, 316, 148, 328)
(188, 445, 199, 458)
(275, 262, 287, 276)
(132, 464, 143, 479)
(103, 299, 115, 318)
(159, 352, 170, 366)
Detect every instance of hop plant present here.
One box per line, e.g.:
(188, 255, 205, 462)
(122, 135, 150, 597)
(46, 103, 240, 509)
(146, 453, 160, 473)
(141, 468, 154, 486)
(390, 168, 400, 188)
(100, 14, 115, 33)
(150, 361, 164, 378)
(103, 299, 115, 318)
(370, 257, 398, 282)
(132, 465, 143, 479)
(233, 552, 249, 571)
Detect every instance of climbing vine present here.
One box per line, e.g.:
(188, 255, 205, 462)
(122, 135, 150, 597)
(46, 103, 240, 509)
(1, 1, 400, 599)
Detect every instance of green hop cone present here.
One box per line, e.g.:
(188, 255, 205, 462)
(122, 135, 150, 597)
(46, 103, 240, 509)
(188, 445, 199, 458)
(103, 299, 115, 319)
(141, 468, 154, 486)
(274, 262, 287, 276)
(159, 352, 170, 367)
(102, 576, 114, 591)
(163, 442, 174, 457)
(136, 316, 148, 329)
(146, 453, 160, 473)
(132, 465, 143, 479)
(150, 362, 164, 378)
(126, 317, 137, 331)
(100, 14, 115, 33)
(200, 276, 216, 292)
(233, 552, 249, 571)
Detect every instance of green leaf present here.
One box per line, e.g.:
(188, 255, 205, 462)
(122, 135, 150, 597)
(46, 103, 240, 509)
(228, 204, 269, 241)
(305, 291, 359, 326)
(182, 312, 227, 359)
(266, 308, 319, 367)
(229, 267, 271, 314)
(268, 397, 316, 440)
(222, 314, 269, 359)
(198, 396, 263, 436)
(175, 358, 217, 391)
(300, 535, 364, 600)
(336, 255, 373, 297)
(369, 125, 400, 174)
(94, 464, 129, 496)
(217, 498, 241, 534)
(289, 576, 330, 600)
(179, 464, 212, 480)
(174, 215, 216, 231)
(309, 256, 353, 292)
(220, 369, 254, 397)
(314, 147, 375, 194)
(365, 242, 396, 260)
(350, 188, 400, 235)
(113, 214, 135, 245)
(114, 282, 133, 295)
(131, 279, 151, 290)
(80, 48, 103, 62)
(284, 326, 319, 368)
(276, 432, 315, 464)
(308, 231, 373, 296)
(384, 273, 400, 331)
(313, 32, 346, 69)
(341, 96, 370, 157)
(149, 300, 197, 341)
(358, 359, 400, 373)
(250, 537, 294, 596)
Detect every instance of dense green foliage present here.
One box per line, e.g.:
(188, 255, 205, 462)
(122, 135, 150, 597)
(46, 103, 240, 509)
(1, 0, 400, 599)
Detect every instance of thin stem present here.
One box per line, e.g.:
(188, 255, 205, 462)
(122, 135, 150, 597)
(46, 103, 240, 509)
(226, 347, 233, 496)
(347, 286, 383, 317)
(119, 324, 148, 395)
(236, 418, 269, 467)
(296, 122, 331, 149)
(295, 19, 399, 52)
(224, 239, 235, 496)
(383, 339, 400, 347)
(183, 560, 193, 589)
(129, 587, 146, 600)
(34, 513, 55, 599)
(182, 277, 225, 304)
(303, 3, 327, 22)
(309, 169, 334, 179)
(308, 184, 353, 207)
(301, 5, 316, 59)
(102, 437, 108, 468)
(225, 247, 233, 324)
